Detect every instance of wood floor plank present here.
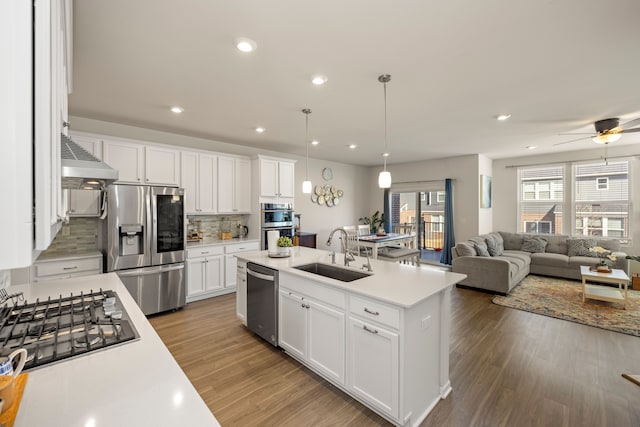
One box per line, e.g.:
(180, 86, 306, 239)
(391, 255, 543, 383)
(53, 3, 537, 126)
(149, 286, 640, 426)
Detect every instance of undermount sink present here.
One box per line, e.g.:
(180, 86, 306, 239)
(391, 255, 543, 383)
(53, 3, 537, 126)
(293, 263, 371, 282)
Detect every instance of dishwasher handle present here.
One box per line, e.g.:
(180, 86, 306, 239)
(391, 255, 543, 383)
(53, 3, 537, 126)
(247, 268, 275, 282)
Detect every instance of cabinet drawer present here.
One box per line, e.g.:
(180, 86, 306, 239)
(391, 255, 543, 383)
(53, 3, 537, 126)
(35, 257, 102, 278)
(225, 241, 259, 254)
(349, 295, 400, 329)
(187, 246, 224, 258)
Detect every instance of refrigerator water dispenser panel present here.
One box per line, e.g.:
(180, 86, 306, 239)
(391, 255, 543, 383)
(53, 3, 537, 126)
(119, 224, 144, 256)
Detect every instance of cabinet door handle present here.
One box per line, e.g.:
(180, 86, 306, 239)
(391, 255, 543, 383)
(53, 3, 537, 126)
(201, 251, 209, 255)
(363, 325, 378, 334)
(364, 307, 380, 316)
(63, 266, 78, 270)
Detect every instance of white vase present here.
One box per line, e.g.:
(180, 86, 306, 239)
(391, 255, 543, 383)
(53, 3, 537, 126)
(277, 247, 290, 256)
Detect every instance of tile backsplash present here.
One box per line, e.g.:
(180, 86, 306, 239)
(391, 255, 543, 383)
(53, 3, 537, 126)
(188, 215, 247, 239)
(42, 217, 100, 255)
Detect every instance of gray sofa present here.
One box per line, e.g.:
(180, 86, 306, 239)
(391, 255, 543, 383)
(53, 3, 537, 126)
(451, 231, 628, 295)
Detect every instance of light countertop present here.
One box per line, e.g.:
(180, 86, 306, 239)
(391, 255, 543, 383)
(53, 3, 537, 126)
(187, 237, 259, 248)
(236, 246, 467, 308)
(8, 273, 219, 427)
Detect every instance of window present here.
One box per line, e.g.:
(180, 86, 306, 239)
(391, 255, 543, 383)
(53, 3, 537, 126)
(524, 221, 552, 234)
(517, 160, 630, 241)
(517, 166, 564, 235)
(596, 177, 609, 190)
(436, 191, 445, 203)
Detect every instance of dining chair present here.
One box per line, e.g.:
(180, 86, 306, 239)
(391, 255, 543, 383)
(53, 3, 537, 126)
(357, 224, 372, 255)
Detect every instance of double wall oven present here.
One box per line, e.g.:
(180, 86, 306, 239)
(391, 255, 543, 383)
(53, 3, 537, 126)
(261, 203, 294, 250)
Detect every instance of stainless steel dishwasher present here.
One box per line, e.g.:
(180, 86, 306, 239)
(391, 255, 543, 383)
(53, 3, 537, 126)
(246, 262, 278, 346)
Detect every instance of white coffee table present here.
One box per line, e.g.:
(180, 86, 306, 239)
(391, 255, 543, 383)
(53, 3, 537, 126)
(580, 265, 630, 309)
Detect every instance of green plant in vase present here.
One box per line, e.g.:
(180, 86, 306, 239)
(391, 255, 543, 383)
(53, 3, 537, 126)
(277, 236, 293, 256)
(359, 211, 385, 234)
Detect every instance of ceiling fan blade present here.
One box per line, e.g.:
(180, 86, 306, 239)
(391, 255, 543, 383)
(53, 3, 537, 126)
(621, 118, 640, 130)
(558, 132, 594, 135)
(553, 135, 591, 146)
(621, 127, 640, 134)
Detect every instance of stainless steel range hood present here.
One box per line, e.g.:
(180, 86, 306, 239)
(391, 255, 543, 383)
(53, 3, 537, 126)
(61, 134, 118, 189)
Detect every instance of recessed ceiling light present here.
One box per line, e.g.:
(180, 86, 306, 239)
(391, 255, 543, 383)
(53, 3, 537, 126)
(496, 114, 511, 121)
(382, 152, 390, 157)
(311, 140, 319, 146)
(236, 38, 257, 53)
(170, 106, 184, 114)
(526, 145, 536, 150)
(255, 126, 266, 133)
(311, 75, 328, 85)
(348, 144, 357, 149)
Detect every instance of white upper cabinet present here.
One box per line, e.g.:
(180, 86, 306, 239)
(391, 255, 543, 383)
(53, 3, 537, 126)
(258, 156, 296, 201)
(180, 151, 217, 214)
(103, 140, 180, 186)
(218, 156, 251, 214)
(103, 140, 144, 184)
(145, 146, 180, 186)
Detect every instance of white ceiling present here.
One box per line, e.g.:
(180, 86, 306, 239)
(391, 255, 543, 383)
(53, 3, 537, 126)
(70, 0, 640, 167)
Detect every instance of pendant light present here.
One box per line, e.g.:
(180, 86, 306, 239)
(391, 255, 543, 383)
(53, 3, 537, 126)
(378, 74, 392, 189)
(302, 108, 313, 194)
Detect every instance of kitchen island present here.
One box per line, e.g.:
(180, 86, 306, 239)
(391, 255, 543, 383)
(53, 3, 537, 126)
(8, 273, 219, 427)
(236, 246, 466, 427)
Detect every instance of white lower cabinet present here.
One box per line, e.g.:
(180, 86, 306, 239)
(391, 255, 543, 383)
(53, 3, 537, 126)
(278, 284, 346, 386)
(348, 316, 399, 418)
(186, 246, 224, 303)
(32, 251, 103, 283)
(236, 261, 247, 324)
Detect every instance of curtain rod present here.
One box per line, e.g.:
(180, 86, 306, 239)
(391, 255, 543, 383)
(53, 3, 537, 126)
(392, 178, 456, 184)
(504, 154, 640, 169)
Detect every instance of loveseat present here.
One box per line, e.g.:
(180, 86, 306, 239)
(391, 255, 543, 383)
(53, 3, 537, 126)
(451, 231, 628, 295)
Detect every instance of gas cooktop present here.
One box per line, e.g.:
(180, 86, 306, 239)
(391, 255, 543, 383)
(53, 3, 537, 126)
(0, 289, 139, 370)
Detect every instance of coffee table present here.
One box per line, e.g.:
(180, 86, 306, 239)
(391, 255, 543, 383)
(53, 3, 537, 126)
(580, 265, 630, 309)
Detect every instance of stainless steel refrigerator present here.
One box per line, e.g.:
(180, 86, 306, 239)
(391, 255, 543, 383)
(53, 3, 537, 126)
(100, 184, 186, 315)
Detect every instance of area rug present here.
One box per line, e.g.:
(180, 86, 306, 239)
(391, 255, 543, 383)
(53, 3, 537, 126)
(492, 275, 640, 337)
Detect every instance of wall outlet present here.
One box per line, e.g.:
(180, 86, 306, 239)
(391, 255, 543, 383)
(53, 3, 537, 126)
(61, 226, 70, 236)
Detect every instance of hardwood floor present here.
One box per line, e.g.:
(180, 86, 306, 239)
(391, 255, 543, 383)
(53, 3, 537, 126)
(149, 286, 640, 427)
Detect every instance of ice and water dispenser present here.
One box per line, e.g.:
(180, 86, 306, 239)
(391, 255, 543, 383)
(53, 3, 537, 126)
(119, 224, 144, 256)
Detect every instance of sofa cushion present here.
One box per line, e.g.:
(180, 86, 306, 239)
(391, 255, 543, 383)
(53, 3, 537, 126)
(567, 238, 597, 257)
(594, 238, 622, 252)
(568, 256, 601, 269)
(456, 241, 476, 257)
(530, 252, 569, 268)
(521, 236, 548, 253)
(474, 242, 490, 257)
(496, 255, 527, 271)
(499, 232, 524, 251)
(502, 250, 532, 265)
(485, 234, 502, 256)
(543, 234, 569, 254)
(489, 232, 505, 255)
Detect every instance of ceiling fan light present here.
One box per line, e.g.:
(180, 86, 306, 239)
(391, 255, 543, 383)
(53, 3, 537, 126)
(378, 171, 392, 188)
(592, 133, 622, 144)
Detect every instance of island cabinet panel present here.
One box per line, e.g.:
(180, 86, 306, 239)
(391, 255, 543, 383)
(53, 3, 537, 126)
(278, 290, 307, 360)
(307, 299, 345, 384)
(235, 261, 247, 325)
(347, 316, 399, 419)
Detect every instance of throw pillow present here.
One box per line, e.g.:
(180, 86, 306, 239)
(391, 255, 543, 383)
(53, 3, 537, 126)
(567, 238, 597, 257)
(521, 236, 548, 253)
(456, 242, 476, 257)
(474, 242, 490, 257)
(485, 234, 502, 256)
(490, 232, 505, 254)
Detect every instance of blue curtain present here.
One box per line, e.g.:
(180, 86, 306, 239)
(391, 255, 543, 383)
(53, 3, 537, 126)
(440, 178, 455, 265)
(383, 189, 391, 233)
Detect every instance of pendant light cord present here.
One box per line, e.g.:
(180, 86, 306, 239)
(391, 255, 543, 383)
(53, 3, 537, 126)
(305, 112, 310, 179)
(383, 80, 388, 171)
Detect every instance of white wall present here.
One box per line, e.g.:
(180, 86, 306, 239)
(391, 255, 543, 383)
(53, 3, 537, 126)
(70, 116, 370, 253)
(365, 154, 483, 242)
(493, 144, 640, 255)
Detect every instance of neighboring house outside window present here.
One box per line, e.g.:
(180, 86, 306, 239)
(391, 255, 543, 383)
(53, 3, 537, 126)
(517, 160, 630, 242)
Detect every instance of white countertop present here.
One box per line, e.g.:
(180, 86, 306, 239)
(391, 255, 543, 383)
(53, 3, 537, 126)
(8, 273, 219, 427)
(187, 237, 259, 248)
(237, 247, 467, 308)
(35, 249, 103, 262)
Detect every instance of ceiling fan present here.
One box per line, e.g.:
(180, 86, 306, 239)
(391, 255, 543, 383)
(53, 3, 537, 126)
(554, 117, 640, 146)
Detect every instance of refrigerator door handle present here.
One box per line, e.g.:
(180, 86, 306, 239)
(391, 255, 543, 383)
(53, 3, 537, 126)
(117, 263, 185, 276)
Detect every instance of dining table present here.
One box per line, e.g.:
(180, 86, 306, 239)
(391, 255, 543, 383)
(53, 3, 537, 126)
(357, 233, 415, 259)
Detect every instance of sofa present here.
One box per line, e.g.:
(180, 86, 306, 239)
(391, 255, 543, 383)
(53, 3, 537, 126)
(451, 231, 628, 295)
